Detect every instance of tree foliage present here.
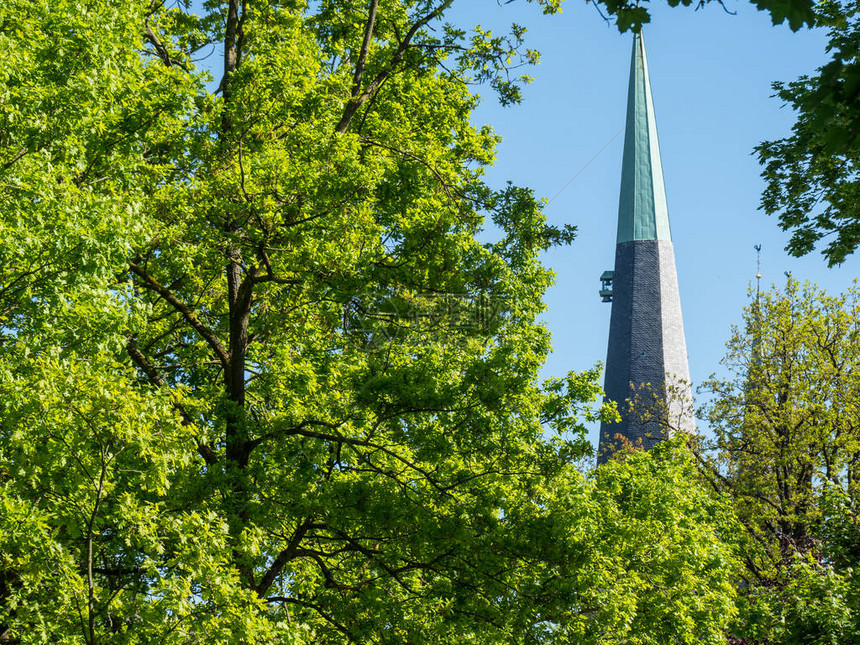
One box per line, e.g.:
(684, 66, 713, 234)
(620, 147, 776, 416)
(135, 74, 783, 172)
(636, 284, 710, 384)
(0, 1, 747, 643)
(601, 0, 815, 33)
(699, 279, 860, 643)
(758, 0, 860, 266)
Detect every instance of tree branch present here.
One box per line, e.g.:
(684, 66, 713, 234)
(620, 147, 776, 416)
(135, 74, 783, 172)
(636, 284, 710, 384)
(255, 518, 319, 597)
(264, 597, 353, 639)
(143, 22, 173, 68)
(335, 0, 454, 134)
(128, 261, 230, 369)
(126, 338, 219, 465)
(248, 420, 451, 495)
(351, 0, 379, 100)
(2, 146, 27, 170)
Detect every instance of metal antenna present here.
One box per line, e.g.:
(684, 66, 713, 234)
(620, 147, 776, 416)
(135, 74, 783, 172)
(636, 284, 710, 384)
(754, 244, 762, 301)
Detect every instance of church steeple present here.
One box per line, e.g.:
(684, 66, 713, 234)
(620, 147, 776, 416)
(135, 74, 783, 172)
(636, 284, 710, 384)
(598, 32, 693, 464)
(617, 32, 671, 244)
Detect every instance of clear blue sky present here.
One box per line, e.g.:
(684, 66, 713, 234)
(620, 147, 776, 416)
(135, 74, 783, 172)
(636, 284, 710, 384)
(448, 0, 859, 446)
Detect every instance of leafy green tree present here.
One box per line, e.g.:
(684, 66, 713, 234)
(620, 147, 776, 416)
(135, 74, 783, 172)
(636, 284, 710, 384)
(0, 0, 764, 642)
(699, 279, 860, 643)
(536, 440, 741, 645)
(758, 0, 860, 265)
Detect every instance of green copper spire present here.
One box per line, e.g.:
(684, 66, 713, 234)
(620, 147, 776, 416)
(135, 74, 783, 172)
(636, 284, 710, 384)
(616, 31, 671, 244)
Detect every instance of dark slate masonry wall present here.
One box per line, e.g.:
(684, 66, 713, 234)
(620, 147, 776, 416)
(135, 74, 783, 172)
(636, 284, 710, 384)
(598, 239, 687, 463)
(657, 239, 693, 436)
